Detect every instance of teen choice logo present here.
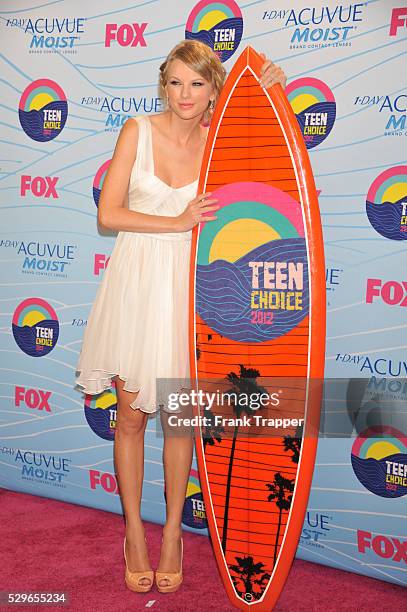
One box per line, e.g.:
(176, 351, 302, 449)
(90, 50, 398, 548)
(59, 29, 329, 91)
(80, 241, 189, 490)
(185, 0, 243, 62)
(286, 77, 336, 149)
(12, 297, 59, 357)
(351, 426, 407, 498)
(93, 160, 111, 207)
(19, 79, 68, 142)
(196, 182, 309, 343)
(182, 469, 207, 529)
(366, 166, 407, 241)
(84, 382, 117, 441)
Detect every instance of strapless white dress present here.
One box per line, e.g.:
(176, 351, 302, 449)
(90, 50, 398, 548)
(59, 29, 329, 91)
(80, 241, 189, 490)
(75, 115, 197, 413)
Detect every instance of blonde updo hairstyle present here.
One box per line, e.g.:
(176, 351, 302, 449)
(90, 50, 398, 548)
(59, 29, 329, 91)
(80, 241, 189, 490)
(159, 40, 226, 122)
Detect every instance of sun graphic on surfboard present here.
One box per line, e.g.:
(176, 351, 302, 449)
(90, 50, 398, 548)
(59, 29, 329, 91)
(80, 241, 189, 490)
(196, 181, 309, 343)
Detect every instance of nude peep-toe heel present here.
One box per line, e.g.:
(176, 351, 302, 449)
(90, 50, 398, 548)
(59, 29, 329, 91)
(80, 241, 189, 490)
(123, 536, 154, 593)
(155, 537, 184, 594)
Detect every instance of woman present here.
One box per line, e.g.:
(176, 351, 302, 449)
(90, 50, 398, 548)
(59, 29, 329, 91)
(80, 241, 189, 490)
(76, 40, 286, 594)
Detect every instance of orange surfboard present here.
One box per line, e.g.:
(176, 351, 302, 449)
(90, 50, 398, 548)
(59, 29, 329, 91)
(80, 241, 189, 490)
(188, 47, 326, 610)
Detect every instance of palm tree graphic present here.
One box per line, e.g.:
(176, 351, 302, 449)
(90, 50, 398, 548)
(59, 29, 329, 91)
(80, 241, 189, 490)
(283, 435, 301, 463)
(229, 555, 271, 601)
(266, 472, 294, 566)
(221, 364, 268, 553)
(203, 408, 225, 449)
(283, 422, 303, 463)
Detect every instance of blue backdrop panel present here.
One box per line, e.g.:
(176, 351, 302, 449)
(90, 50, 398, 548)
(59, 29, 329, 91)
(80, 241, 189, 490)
(0, 0, 406, 588)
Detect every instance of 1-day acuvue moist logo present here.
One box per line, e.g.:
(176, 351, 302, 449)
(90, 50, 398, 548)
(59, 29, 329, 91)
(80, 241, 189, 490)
(12, 297, 59, 357)
(286, 77, 336, 149)
(262, 3, 366, 49)
(93, 160, 111, 207)
(19, 79, 68, 141)
(366, 166, 407, 240)
(5, 16, 86, 52)
(185, 0, 243, 62)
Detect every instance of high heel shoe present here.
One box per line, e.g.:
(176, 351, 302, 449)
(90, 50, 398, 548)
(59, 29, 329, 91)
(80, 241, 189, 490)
(123, 536, 154, 593)
(155, 537, 183, 594)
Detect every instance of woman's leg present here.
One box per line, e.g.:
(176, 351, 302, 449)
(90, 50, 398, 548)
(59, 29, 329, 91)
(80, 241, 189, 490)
(114, 377, 152, 585)
(156, 409, 194, 587)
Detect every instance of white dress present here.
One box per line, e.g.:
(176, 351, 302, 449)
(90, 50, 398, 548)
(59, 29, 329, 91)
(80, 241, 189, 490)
(76, 115, 197, 413)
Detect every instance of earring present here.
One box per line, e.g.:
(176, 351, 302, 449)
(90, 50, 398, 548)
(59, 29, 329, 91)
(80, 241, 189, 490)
(209, 99, 215, 111)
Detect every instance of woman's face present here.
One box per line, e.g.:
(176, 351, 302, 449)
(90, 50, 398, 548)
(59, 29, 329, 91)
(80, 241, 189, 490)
(165, 58, 214, 120)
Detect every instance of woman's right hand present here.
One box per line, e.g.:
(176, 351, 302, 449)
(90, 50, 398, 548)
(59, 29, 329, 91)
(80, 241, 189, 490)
(175, 192, 219, 232)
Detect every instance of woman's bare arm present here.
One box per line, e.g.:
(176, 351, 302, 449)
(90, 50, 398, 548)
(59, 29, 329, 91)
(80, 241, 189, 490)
(98, 117, 219, 233)
(98, 118, 181, 233)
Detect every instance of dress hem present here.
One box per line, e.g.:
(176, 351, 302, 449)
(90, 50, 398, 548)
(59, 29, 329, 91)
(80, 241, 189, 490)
(75, 370, 183, 415)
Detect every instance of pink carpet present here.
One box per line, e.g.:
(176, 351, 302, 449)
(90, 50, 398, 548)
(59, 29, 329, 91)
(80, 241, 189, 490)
(1, 488, 405, 611)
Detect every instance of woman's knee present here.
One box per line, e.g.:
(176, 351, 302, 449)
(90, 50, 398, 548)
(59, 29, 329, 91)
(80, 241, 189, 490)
(114, 379, 149, 434)
(116, 403, 149, 434)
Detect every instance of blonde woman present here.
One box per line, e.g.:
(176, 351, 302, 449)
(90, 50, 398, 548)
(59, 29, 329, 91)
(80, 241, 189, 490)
(76, 40, 286, 594)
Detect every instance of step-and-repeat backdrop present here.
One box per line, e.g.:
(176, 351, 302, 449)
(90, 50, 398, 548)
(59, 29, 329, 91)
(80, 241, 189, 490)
(1, 0, 406, 588)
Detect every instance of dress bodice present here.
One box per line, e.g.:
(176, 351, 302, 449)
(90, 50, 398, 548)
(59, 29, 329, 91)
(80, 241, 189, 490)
(126, 115, 198, 241)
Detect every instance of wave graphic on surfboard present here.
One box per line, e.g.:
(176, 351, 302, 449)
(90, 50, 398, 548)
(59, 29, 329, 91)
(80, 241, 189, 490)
(196, 237, 309, 342)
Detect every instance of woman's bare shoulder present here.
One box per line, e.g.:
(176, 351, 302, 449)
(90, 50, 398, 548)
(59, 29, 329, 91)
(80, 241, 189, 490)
(122, 116, 140, 135)
(111, 116, 141, 158)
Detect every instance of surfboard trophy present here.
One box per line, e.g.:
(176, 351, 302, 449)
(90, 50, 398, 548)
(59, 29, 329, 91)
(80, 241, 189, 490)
(188, 46, 326, 610)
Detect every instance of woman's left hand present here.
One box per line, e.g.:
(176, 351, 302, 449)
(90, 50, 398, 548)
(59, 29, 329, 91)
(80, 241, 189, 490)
(259, 53, 287, 89)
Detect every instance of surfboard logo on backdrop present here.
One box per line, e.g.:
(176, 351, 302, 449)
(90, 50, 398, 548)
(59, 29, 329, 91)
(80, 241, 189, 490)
(84, 382, 117, 441)
(196, 182, 309, 343)
(185, 0, 243, 62)
(93, 160, 112, 207)
(351, 426, 407, 498)
(12, 297, 59, 357)
(366, 166, 407, 240)
(286, 77, 336, 149)
(19, 79, 68, 142)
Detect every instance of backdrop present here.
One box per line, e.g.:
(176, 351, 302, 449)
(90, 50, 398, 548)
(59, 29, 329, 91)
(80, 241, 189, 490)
(0, 0, 406, 589)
